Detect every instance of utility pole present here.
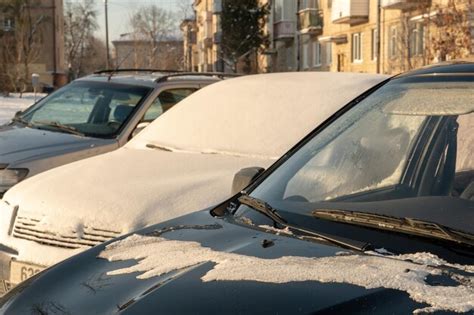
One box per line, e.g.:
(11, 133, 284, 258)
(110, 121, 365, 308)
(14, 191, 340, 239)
(104, 0, 110, 69)
(376, 0, 381, 73)
(52, 0, 57, 86)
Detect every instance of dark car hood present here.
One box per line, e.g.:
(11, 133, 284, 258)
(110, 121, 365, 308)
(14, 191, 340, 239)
(1, 211, 471, 314)
(0, 124, 110, 165)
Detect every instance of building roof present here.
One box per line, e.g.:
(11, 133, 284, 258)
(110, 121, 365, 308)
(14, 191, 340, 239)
(112, 32, 182, 44)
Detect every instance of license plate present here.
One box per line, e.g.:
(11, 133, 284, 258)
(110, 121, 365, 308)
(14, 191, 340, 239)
(10, 261, 45, 284)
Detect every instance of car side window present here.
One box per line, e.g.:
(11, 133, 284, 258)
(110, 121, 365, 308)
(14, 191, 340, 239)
(142, 88, 197, 122)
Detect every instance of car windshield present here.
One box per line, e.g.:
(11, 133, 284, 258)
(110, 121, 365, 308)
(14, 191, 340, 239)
(17, 81, 152, 138)
(245, 76, 474, 236)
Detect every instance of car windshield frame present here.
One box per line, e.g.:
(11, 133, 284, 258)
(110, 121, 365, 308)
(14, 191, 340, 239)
(16, 80, 153, 139)
(232, 74, 474, 239)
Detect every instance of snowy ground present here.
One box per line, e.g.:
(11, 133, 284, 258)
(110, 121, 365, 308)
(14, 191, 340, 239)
(0, 93, 45, 125)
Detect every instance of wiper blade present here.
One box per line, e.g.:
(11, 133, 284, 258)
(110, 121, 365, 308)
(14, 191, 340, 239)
(238, 195, 372, 252)
(34, 120, 85, 137)
(11, 116, 34, 127)
(238, 195, 287, 226)
(312, 209, 474, 247)
(146, 144, 173, 152)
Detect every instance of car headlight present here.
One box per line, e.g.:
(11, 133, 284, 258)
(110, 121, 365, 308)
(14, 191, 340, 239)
(0, 169, 29, 193)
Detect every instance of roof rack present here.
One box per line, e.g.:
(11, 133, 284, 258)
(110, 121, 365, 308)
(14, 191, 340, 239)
(155, 72, 241, 83)
(94, 69, 183, 75)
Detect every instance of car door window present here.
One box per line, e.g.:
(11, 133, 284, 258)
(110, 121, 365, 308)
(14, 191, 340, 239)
(142, 88, 197, 122)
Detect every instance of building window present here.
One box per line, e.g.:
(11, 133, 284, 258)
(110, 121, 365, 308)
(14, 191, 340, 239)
(351, 32, 362, 63)
(410, 23, 424, 57)
(1, 17, 14, 31)
(286, 46, 294, 70)
(313, 41, 321, 67)
(275, 0, 295, 21)
(303, 43, 310, 69)
(389, 25, 398, 58)
(301, 0, 319, 9)
(325, 42, 332, 65)
(371, 28, 378, 61)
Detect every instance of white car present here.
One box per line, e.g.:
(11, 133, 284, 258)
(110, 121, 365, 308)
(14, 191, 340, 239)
(0, 72, 387, 291)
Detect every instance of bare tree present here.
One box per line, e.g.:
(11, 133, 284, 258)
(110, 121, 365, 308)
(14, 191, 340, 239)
(64, 0, 99, 79)
(177, 0, 194, 20)
(129, 5, 176, 68)
(0, 0, 46, 93)
(429, 0, 471, 62)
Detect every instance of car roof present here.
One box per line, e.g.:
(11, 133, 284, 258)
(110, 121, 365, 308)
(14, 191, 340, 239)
(75, 70, 232, 88)
(127, 71, 389, 159)
(396, 61, 474, 78)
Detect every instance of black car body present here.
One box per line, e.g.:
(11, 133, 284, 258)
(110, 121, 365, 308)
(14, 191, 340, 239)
(1, 63, 473, 314)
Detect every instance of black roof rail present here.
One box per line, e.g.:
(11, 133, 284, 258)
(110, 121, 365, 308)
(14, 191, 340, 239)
(94, 69, 184, 75)
(155, 72, 241, 83)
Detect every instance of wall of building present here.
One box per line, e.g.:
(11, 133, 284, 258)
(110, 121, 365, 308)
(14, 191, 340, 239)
(113, 36, 184, 70)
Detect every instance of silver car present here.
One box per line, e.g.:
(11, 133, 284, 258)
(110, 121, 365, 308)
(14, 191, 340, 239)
(0, 70, 227, 196)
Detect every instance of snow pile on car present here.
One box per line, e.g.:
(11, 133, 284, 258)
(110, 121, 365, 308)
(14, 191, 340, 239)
(128, 72, 388, 159)
(100, 233, 474, 314)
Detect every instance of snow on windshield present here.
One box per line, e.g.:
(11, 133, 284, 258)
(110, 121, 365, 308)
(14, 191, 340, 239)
(100, 233, 474, 314)
(127, 72, 388, 159)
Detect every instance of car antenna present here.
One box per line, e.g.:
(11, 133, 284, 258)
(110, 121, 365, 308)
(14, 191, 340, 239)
(107, 50, 134, 81)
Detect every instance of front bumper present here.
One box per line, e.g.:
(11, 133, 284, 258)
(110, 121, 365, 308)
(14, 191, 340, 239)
(0, 248, 15, 296)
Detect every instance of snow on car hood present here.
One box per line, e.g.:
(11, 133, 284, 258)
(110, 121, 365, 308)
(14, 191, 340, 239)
(127, 72, 389, 158)
(100, 233, 474, 314)
(1, 147, 271, 264)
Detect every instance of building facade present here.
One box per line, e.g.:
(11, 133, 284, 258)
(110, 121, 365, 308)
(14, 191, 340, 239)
(0, 0, 65, 90)
(187, 0, 473, 74)
(112, 33, 184, 70)
(180, 18, 199, 72)
(192, 0, 223, 72)
(268, 0, 473, 74)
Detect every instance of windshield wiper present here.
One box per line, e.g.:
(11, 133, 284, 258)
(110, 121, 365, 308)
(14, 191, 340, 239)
(238, 195, 372, 252)
(34, 120, 85, 137)
(11, 116, 34, 127)
(312, 209, 474, 247)
(146, 144, 173, 152)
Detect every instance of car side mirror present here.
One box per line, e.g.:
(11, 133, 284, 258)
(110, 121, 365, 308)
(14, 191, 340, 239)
(231, 167, 265, 195)
(132, 122, 151, 138)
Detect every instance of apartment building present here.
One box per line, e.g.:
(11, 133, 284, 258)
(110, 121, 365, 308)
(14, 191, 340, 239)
(187, 0, 472, 74)
(192, 0, 224, 72)
(189, 0, 270, 73)
(112, 33, 184, 70)
(269, 0, 473, 74)
(180, 18, 199, 72)
(0, 0, 65, 89)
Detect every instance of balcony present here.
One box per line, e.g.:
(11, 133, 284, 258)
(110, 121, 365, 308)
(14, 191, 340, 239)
(273, 20, 295, 41)
(298, 8, 323, 35)
(381, 0, 430, 10)
(331, 0, 369, 25)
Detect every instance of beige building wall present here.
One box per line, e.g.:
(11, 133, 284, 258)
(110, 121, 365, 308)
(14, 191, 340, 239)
(33, 0, 65, 86)
(180, 19, 199, 72)
(264, 0, 472, 74)
(113, 35, 184, 70)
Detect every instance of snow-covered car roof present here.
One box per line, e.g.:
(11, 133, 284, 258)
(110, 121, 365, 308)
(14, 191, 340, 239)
(128, 72, 389, 159)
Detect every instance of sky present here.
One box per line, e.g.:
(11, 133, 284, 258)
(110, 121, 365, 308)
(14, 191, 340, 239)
(65, 0, 193, 43)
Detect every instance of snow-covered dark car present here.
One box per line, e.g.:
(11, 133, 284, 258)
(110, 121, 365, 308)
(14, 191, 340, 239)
(1, 63, 473, 314)
(0, 70, 226, 196)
